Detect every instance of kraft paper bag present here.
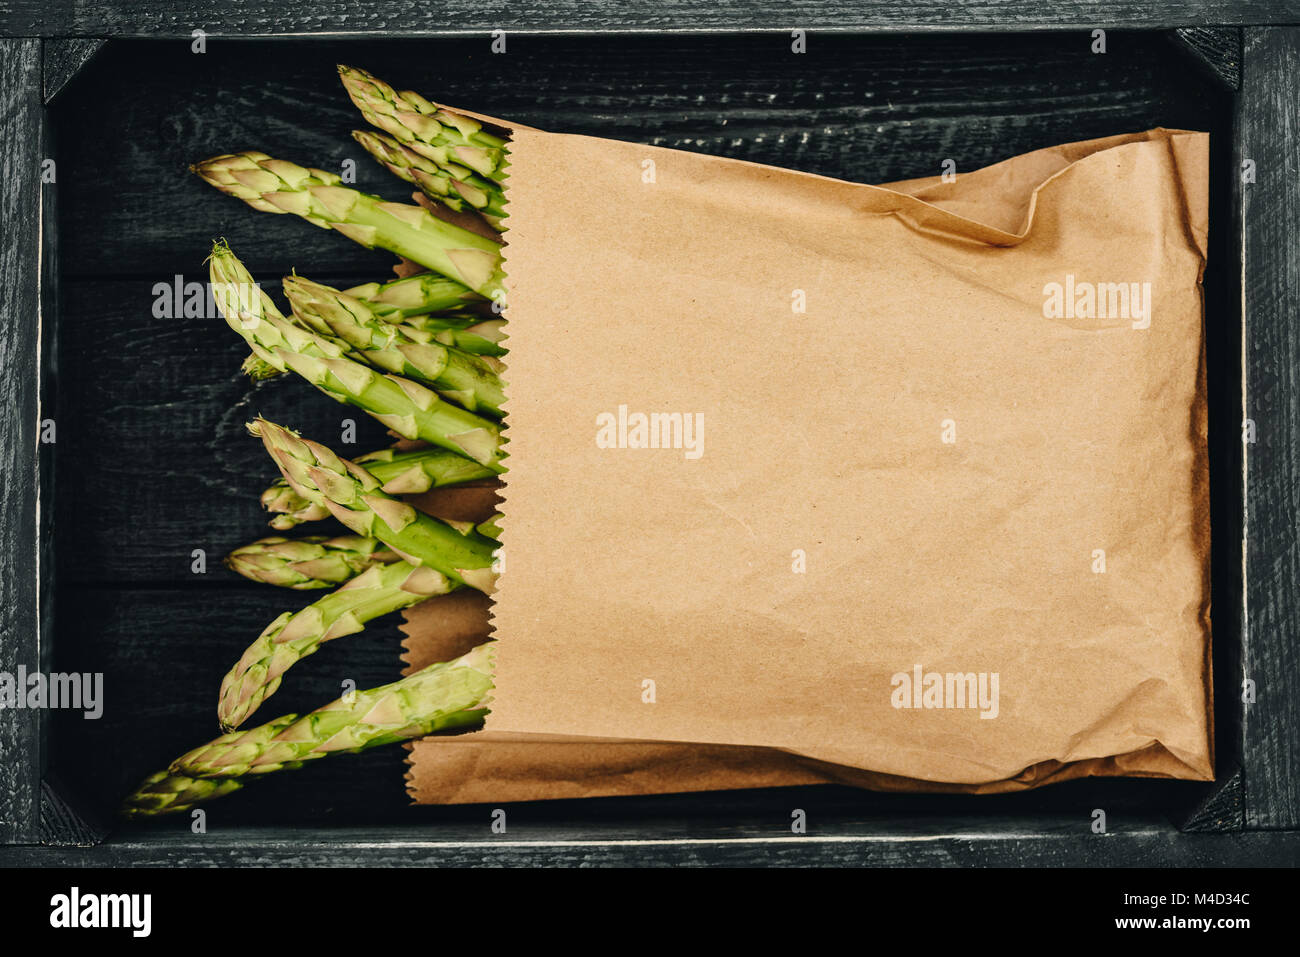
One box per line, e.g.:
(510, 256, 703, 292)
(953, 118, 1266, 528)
(400, 592, 836, 802)
(401, 591, 1204, 803)
(402, 127, 1213, 799)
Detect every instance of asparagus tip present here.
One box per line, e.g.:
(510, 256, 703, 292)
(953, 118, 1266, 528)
(206, 237, 233, 264)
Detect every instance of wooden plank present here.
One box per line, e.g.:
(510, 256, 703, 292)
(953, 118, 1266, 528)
(1241, 26, 1300, 830)
(37, 39, 63, 837)
(2, 820, 1298, 867)
(3, 1, 1299, 38)
(54, 33, 1234, 278)
(0, 39, 44, 846)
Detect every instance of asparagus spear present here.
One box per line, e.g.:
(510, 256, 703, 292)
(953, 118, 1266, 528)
(252, 418, 499, 594)
(122, 646, 494, 816)
(284, 275, 507, 416)
(340, 274, 506, 356)
(193, 152, 505, 299)
(353, 129, 507, 229)
(399, 313, 507, 358)
(225, 534, 401, 589)
(122, 769, 252, 816)
(343, 272, 484, 317)
(262, 445, 497, 530)
(209, 242, 506, 469)
(337, 65, 508, 183)
(219, 559, 454, 729)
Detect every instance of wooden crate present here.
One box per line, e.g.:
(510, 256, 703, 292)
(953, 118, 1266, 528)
(1, 6, 1297, 866)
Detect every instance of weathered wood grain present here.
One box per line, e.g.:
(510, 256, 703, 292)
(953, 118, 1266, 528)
(52, 278, 396, 585)
(3, 1, 1299, 38)
(4, 819, 1298, 867)
(0, 39, 44, 846)
(1179, 766, 1244, 831)
(56, 33, 1232, 278)
(37, 38, 62, 838)
(41, 38, 105, 103)
(1241, 27, 1300, 830)
(1170, 26, 1241, 88)
(39, 779, 99, 846)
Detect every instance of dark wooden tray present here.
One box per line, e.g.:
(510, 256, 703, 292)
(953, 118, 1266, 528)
(2, 8, 1297, 866)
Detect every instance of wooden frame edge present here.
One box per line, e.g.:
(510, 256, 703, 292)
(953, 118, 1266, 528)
(1240, 26, 1300, 830)
(0, 37, 45, 846)
(9, 19, 1295, 851)
(3, 2, 1300, 38)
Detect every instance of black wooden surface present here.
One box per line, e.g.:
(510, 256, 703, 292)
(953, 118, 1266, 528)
(3, 1, 1300, 37)
(33, 32, 1249, 848)
(0, 39, 45, 846)
(1241, 27, 1300, 831)
(40, 38, 105, 103)
(1170, 27, 1241, 88)
(5, 819, 1299, 867)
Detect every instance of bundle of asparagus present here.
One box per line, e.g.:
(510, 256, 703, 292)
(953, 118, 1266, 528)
(124, 65, 516, 816)
(338, 64, 509, 227)
(125, 645, 495, 816)
(260, 445, 496, 530)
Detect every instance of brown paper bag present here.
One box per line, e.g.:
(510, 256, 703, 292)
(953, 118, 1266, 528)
(406, 127, 1213, 800)
(401, 593, 1202, 803)
(401, 590, 837, 802)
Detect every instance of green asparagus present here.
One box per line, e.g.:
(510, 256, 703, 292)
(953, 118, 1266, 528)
(219, 559, 454, 729)
(121, 769, 251, 817)
(262, 445, 497, 530)
(209, 242, 506, 469)
(252, 418, 499, 594)
(344, 272, 484, 317)
(338, 65, 508, 183)
(398, 313, 507, 358)
(193, 152, 505, 299)
(122, 646, 494, 816)
(353, 129, 507, 229)
(225, 534, 401, 589)
(284, 274, 507, 416)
